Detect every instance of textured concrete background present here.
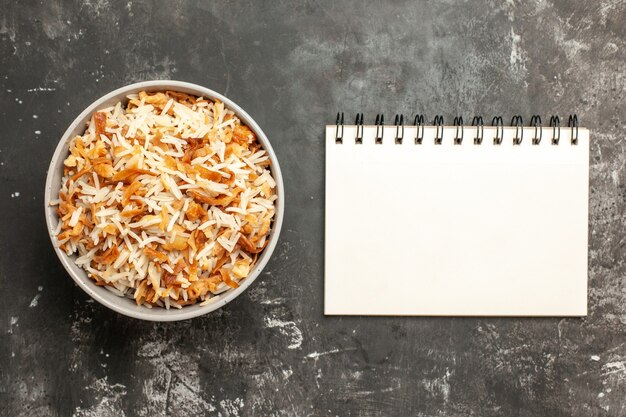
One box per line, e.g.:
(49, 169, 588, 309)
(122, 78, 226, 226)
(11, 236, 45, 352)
(1, 0, 625, 416)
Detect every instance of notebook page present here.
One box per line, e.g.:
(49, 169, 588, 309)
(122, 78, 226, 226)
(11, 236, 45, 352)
(325, 125, 589, 316)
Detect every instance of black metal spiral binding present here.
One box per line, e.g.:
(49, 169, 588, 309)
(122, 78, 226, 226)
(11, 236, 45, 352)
(394, 114, 404, 144)
(492, 116, 504, 145)
(453, 116, 464, 145)
(414, 114, 425, 144)
(434, 115, 444, 145)
(335, 112, 344, 144)
(530, 115, 542, 145)
(333, 114, 580, 146)
(355, 113, 364, 144)
(375, 114, 384, 144)
(569, 114, 578, 145)
(472, 116, 484, 145)
(511, 115, 523, 145)
(550, 115, 560, 145)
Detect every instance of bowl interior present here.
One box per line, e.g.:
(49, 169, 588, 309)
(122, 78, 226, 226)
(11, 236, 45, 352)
(44, 80, 284, 321)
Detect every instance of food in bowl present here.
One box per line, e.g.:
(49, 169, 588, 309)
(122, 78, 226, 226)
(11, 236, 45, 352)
(51, 90, 277, 308)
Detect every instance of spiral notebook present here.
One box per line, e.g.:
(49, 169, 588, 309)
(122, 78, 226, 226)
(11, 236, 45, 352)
(325, 115, 589, 316)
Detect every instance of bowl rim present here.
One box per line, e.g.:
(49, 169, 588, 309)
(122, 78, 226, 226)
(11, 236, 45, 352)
(44, 80, 284, 321)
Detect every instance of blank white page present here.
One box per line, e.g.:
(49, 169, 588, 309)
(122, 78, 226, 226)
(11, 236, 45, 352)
(325, 124, 589, 316)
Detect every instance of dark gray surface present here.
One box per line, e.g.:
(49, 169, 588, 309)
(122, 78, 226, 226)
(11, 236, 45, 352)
(1, 0, 625, 416)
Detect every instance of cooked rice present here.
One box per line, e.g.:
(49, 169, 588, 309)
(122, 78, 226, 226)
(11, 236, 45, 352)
(54, 90, 277, 308)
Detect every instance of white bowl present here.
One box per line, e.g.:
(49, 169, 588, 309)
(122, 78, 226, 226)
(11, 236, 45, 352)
(44, 80, 284, 321)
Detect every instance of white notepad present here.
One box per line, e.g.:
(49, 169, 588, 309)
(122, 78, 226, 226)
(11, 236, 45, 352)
(325, 120, 589, 316)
